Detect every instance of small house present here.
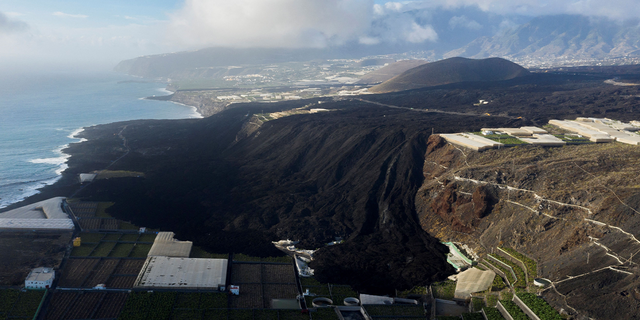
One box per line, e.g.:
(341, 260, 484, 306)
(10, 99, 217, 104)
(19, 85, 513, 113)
(25, 267, 55, 289)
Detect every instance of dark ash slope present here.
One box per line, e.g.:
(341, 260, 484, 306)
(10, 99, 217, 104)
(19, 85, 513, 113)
(370, 57, 530, 93)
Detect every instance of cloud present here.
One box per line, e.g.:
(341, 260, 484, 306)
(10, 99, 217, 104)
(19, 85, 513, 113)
(167, 0, 374, 48)
(52, 12, 89, 19)
(0, 11, 29, 34)
(382, 0, 640, 21)
(449, 15, 482, 30)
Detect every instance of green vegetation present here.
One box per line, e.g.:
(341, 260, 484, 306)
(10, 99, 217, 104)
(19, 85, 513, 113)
(300, 277, 326, 286)
(491, 274, 507, 291)
(490, 255, 526, 288)
(71, 243, 97, 256)
(364, 305, 425, 317)
(129, 243, 152, 257)
(398, 286, 427, 297)
(0, 290, 19, 313)
(500, 300, 528, 320)
(104, 233, 122, 241)
(120, 234, 140, 242)
(472, 133, 527, 145)
(482, 307, 505, 320)
(436, 316, 462, 320)
(500, 248, 537, 283)
(138, 233, 157, 242)
(311, 307, 339, 320)
(500, 291, 513, 301)
(472, 297, 485, 311)
(109, 243, 135, 257)
(190, 246, 228, 259)
(486, 294, 498, 307)
(432, 280, 456, 300)
(484, 259, 515, 287)
(517, 293, 562, 320)
(96, 202, 115, 218)
(96, 170, 145, 180)
(118, 292, 176, 320)
(232, 253, 291, 263)
(80, 232, 105, 243)
(9, 290, 45, 318)
(199, 293, 228, 309)
(90, 242, 117, 256)
(462, 313, 485, 320)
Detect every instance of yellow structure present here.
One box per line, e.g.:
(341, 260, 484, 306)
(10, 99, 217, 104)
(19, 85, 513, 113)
(73, 237, 81, 247)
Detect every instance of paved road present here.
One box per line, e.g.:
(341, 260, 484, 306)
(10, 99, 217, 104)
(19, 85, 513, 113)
(354, 98, 522, 120)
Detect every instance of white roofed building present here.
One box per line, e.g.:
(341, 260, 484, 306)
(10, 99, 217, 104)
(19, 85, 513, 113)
(0, 197, 74, 231)
(25, 267, 55, 289)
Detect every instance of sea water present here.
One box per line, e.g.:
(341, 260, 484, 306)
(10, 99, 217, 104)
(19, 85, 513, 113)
(0, 72, 201, 209)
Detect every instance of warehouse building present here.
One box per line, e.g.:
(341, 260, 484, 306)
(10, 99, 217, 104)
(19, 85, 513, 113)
(440, 133, 503, 151)
(549, 118, 640, 145)
(0, 197, 74, 230)
(134, 256, 228, 290)
(25, 267, 55, 289)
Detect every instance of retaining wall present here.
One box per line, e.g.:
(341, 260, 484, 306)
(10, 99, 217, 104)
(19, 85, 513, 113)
(496, 301, 515, 320)
(480, 262, 510, 287)
(496, 248, 529, 284)
(513, 294, 541, 320)
(488, 255, 518, 286)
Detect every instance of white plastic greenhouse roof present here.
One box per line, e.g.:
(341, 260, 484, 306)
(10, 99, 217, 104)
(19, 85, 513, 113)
(134, 256, 228, 290)
(0, 197, 73, 230)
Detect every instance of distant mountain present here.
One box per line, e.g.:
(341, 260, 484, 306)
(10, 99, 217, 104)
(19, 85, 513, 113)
(446, 15, 640, 60)
(358, 60, 429, 84)
(369, 57, 529, 93)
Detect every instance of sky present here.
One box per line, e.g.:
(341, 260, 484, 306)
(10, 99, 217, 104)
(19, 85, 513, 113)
(1, 0, 640, 72)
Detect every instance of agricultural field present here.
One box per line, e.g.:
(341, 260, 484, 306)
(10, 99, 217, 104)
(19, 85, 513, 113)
(229, 262, 300, 309)
(482, 307, 505, 320)
(364, 305, 425, 318)
(499, 300, 528, 320)
(45, 291, 128, 320)
(300, 277, 357, 309)
(462, 313, 484, 320)
(70, 232, 154, 258)
(489, 255, 526, 288)
(484, 259, 515, 287)
(0, 289, 45, 319)
(58, 258, 144, 288)
(517, 293, 562, 320)
(500, 248, 537, 283)
(233, 254, 292, 263)
(118, 291, 237, 320)
(431, 280, 455, 300)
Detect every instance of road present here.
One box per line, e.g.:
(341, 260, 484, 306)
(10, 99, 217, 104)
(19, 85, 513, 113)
(353, 98, 522, 120)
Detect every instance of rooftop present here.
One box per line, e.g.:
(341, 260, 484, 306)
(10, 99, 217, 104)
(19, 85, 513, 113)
(134, 256, 228, 290)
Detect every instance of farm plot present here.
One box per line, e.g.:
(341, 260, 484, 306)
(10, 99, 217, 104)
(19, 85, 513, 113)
(45, 291, 124, 320)
(90, 242, 117, 257)
(263, 284, 299, 307)
(45, 291, 77, 320)
(107, 276, 138, 289)
(71, 243, 97, 257)
(68, 202, 98, 218)
(118, 291, 177, 320)
(100, 219, 120, 230)
(79, 218, 102, 230)
(58, 259, 100, 287)
(7, 290, 45, 318)
(60, 292, 103, 320)
(364, 305, 425, 318)
(83, 259, 119, 287)
(262, 264, 296, 284)
(114, 259, 145, 275)
(138, 233, 157, 242)
(109, 243, 135, 257)
(230, 284, 264, 309)
(232, 264, 262, 283)
(94, 292, 129, 319)
(129, 243, 152, 257)
(517, 293, 562, 320)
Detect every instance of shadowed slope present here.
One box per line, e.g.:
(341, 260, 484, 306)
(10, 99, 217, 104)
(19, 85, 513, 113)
(370, 57, 530, 93)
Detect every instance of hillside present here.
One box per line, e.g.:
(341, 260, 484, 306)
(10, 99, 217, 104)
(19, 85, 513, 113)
(369, 57, 530, 93)
(357, 60, 429, 84)
(417, 135, 640, 319)
(446, 15, 640, 61)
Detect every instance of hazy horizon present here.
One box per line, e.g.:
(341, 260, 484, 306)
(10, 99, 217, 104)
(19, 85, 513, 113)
(2, 0, 640, 73)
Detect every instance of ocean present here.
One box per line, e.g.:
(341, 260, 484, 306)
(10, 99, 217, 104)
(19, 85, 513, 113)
(0, 72, 201, 209)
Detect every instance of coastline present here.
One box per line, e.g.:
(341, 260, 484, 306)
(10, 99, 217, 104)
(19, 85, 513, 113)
(0, 87, 202, 212)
